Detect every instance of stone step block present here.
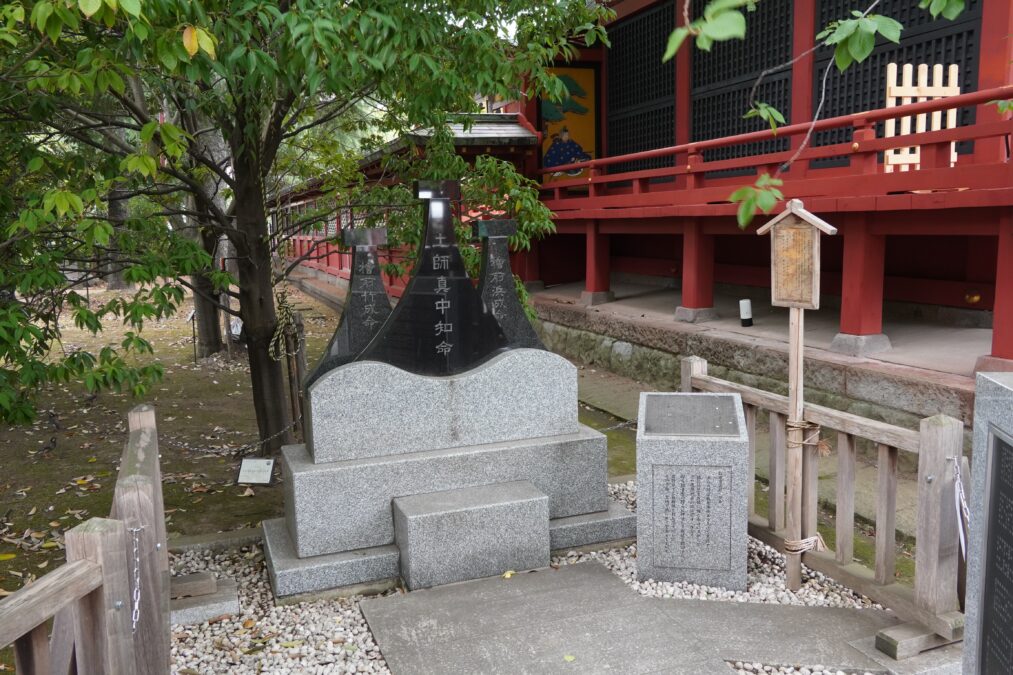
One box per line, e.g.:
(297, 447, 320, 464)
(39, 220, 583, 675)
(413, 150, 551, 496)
(170, 578, 239, 625)
(263, 518, 399, 598)
(306, 349, 578, 462)
(549, 501, 637, 552)
(393, 481, 549, 590)
(283, 425, 606, 558)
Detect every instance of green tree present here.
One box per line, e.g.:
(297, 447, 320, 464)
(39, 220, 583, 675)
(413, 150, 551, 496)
(1, 0, 611, 448)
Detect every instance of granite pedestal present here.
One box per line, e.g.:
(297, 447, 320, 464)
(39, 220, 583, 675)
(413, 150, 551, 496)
(305, 349, 576, 462)
(963, 372, 1013, 675)
(394, 481, 549, 590)
(635, 392, 749, 590)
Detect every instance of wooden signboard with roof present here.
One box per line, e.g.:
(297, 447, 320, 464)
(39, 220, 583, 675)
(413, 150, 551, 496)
(758, 199, 837, 591)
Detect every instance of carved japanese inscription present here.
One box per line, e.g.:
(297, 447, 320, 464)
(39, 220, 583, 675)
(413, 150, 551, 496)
(652, 464, 732, 571)
(981, 433, 1013, 674)
(770, 215, 819, 310)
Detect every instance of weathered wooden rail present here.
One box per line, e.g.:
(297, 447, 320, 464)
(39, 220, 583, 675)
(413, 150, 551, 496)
(0, 405, 170, 674)
(681, 356, 963, 660)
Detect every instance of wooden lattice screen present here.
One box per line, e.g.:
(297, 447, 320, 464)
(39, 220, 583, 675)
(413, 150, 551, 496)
(883, 63, 961, 173)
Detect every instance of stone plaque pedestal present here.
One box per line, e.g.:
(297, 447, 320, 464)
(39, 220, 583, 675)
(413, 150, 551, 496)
(635, 392, 749, 590)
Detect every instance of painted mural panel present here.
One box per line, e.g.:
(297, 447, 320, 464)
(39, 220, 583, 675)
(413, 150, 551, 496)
(540, 66, 597, 181)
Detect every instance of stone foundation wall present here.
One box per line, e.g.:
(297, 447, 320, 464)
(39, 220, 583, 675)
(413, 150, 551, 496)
(533, 299, 976, 437)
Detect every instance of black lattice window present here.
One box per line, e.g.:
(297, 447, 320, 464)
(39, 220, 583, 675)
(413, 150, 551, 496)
(690, 0, 793, 173)
(811, 0, 981, 165)
(606, 1, 676, 173)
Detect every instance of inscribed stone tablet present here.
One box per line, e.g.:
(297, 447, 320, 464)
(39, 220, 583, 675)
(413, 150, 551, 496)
(770, 215, 819, 310)
(652, 464, 731, 571)
(981, 432, 1013, 673)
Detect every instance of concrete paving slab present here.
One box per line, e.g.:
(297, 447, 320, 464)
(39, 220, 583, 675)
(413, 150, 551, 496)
(360, 563, 639, 648)
(848, 636, 962, 675)
(362, 562, 929, 675)
(375, 601, 715, 675)
(655, 598, 896, 671)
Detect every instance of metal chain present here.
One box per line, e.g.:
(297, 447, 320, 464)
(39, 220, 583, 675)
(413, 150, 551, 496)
(951, 456, 971, 558)
(128, 526, 144, 635)
(598, 419, 637, 433)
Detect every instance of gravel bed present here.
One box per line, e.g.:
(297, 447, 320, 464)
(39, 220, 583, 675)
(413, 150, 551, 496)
(171, 546, 392, 674)
(171, 481, 879, 674)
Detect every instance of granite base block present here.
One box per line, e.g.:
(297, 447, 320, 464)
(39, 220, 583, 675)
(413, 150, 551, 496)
(306, 349, 578, 462)
(170, 579, 240, 625)
(549, 502, 637, 551)
(394, 481, 549, 590)
(263, 518, 399, 598)
(284, 425, 607, 558)
(636, 393, 750, 591)
(829, 332, 892, 356)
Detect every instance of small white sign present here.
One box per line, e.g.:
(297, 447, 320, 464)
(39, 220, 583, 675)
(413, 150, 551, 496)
(237, 458, 275, 485)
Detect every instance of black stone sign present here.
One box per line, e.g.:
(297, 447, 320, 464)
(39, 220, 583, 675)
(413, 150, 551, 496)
(981, 432, 1013, 673)
(305, 227, 392, 385)
(473, 220, 544, 350)
(354, 196, 508, 376)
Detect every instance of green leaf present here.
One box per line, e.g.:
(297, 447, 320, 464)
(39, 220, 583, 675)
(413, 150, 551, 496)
(834, 44, 854, 72)
(942, 0, 964, 20)
(929, 0, 947, 17)
(736, 197, 755, 227)
(662, 27, 689, 62)
(700, 10, 746, 41)
(846, 28, 875, 63)
(118, 0, 139, 16)
(196, 28, 216, 59)
(78, 0, 102, 18)
(872, 15, 902, 43)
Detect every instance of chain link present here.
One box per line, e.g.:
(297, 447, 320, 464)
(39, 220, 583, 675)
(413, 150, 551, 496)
(128, 526, 144, 635)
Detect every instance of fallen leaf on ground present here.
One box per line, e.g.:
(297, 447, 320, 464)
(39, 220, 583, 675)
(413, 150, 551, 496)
(502, 570, 515, 579)
(0, 553, 15, 561)
(238, 487, 255, 497)
(563, 654, 576, 662)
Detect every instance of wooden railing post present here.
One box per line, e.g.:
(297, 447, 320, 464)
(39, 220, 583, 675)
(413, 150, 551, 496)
(851, 121, 878, 174)
(112, 405, 170, 675)
(680, 356, 707, 392)
(875, 443, 899, 584)
(915, 415, 963, 616)
(768, 411, 787, 532)
(685, 152, 703, 190)
(13, 624, 50, 675)
(745, 404, 757, 515)
(835, 432, 856, 565)
(65, 518, 135, 674)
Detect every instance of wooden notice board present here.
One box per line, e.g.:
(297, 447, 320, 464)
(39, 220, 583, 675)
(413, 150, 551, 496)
(757, 200, 837, 311)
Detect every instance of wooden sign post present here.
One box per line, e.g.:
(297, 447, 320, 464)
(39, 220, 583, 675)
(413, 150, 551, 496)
(757, 199, 837, 591)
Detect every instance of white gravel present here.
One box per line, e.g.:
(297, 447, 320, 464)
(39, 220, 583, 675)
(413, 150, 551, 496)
(170, 546, 392, 674)
(170, 481, 879, 674)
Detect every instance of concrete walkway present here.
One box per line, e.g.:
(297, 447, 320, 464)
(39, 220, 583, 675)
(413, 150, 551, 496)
(360, 563, 960, 674)
(543, 281, 991, 378)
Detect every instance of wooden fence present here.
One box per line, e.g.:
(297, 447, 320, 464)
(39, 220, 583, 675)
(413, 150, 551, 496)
(681, 356, 964, 660)
(0, 405, 170, 674)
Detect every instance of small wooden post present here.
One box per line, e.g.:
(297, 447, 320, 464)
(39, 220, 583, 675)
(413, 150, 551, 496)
(65, 518, 135, 674)
(111, 406, 170, 675)
(875, 443, 899, 585)
(680, 355, 707, 392)
(13, 624, 50, 675)
(758, 200, 837, 591)
(745, 404, 757, 515)
(915, 415, 963, 615)
(768, 412, 787, 532)
(835, 432, 856, 566)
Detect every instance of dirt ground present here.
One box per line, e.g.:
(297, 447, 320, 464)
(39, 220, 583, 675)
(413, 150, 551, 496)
(0, 284, 335, 607)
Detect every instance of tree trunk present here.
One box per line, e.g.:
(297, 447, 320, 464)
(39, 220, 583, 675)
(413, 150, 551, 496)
(192, 226, 225, 357)
(232, 172, 292, 454)
(104, 189, 133, 291)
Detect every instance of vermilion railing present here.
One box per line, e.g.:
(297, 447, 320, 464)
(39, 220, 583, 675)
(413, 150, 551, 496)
(540, 85, 1013, 210)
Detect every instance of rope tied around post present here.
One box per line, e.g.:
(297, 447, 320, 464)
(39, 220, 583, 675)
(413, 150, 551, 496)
(785, 420, 832, 457)
(784, 532, 828, 555)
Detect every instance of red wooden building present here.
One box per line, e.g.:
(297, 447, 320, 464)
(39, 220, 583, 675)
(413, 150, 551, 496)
(283, 0, 1012, 369)
(503, 0, 1013, 368)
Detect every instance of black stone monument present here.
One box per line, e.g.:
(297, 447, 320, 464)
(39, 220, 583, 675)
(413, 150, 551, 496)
(305, 227, 393, 386)
(977, 432, 1013, 673)
(473, 220, 544, 350)
(353, 183, 508, 376)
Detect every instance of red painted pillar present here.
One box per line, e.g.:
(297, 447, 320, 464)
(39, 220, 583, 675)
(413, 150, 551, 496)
(975, 0, 1013, 164)
(989, 214, 1013, 361)
(831, 216, 891, 355)
(789, 1, 816, 177)
(581, 222, 613, 305)
(675, 220, 717, 322)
